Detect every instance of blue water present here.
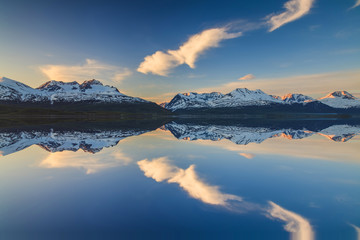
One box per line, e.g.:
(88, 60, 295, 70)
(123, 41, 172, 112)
(0, 121, 359, 239)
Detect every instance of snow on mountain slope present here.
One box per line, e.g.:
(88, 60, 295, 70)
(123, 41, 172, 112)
(281, 93, 314, 104)
(164, 88, 360, 111)
(165, 88, 283, 111)
(318, 91, 360, 109)
(0, 77, 47, 102)
(0, 77, 147, 104)
(0, 129, 147, 156)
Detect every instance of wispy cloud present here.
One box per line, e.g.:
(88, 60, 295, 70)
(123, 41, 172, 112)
(268, 201, 314, 240)
(138, 157, 242, 205)
(238, 74, 255, 80)
(309, 24, 321, 31)
(137, 28, 242, 76)
(331, 48, 360, 55)
(350, 0, 360, 9)
(40, 59, 132, 83)
(266, 0, 314, 32)
(188, 73, 206, 79)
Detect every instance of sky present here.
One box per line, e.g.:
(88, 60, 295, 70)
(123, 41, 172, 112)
(0, 0, 359, 103)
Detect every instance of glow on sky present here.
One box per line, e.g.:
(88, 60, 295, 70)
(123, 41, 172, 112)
(0, 0, 359, 102)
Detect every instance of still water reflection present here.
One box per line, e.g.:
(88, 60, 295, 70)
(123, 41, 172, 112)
(0, 119, 359, 239)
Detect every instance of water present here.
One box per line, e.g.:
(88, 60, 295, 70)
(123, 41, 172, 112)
(0, 119, 359, 239)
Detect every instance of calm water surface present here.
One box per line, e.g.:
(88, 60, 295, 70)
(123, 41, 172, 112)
(0, 120, 359, 239)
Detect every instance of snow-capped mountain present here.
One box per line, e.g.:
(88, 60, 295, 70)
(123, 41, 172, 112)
(0, 77, 147, 104)
(0, 128, 148, 156)
(164, 122, 360, 145)
(163, 88, 360, 112)
(164, 88, 283, 111)
(0, 77, 48, 102)
(280, 93, 314, 104)
(318, 91, 360, 109)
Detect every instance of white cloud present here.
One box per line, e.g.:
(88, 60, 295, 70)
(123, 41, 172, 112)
(137, 28, 242, 76)
(40, 59, 132, 83)
(238, 74, 255, 80)
(268, 201, 314, 240)
(138, 157, 242, 205)
(266, 0, 314, 32)
(351, 0, 360, 9)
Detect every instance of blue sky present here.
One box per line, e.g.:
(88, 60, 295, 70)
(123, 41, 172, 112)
(0, 0, 359, 102)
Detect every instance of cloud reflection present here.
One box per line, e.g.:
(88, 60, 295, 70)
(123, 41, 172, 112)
(239, 153, 255, 159)
(40, 150, 131, 174)
(350, 224, 360, 240)
(139, 157, 315, 239)
(268, 201, 314, 240)
(138, 157, 242, 205)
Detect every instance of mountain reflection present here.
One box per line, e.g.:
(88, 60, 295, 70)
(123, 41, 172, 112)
(0, 129, 146, 156)
(0, 120, 164, 156)
(164, 121, 360, 145)
(0, 119, 359, 156)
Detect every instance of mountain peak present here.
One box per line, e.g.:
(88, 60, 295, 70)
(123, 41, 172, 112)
(231, 88, 250, 94)
(318, 91, 360, 108)
(281, 93, 314, 103)
(0, 76, 12, 82)
(82, 79, 103, 86)
(0, 77, 35, 90)
(37, 80, 80, 90)
(181, 92, 195, 97)
(37, 79, 104, 90)
(320, 91, 356, 100)
(80, 79, 104, 90)
(229, 88, 266, 96)
(1, 76, 25, 85)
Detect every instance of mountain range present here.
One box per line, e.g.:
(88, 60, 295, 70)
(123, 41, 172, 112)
(162, 89, 360, 113)
(0, 77, 167, 115)
(1, 77, 360, 115)
(0, 77, 146, 103)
